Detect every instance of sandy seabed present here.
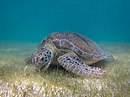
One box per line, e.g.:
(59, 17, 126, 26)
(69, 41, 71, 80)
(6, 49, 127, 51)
(0, 42, 129, 97)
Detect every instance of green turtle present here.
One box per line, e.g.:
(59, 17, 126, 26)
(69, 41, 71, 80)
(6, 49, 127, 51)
(27, 32, 113, 77)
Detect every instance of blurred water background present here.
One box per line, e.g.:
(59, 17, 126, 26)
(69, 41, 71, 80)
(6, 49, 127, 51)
(0, 0, 130, 43)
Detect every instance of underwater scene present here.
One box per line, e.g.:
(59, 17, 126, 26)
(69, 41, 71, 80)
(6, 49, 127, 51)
(0, 0, 130, 96)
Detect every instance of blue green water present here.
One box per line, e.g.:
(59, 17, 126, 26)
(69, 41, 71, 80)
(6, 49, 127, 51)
(0, 0, 130, 42)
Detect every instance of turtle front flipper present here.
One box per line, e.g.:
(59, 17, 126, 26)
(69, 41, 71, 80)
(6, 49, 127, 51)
(58, 52, 105, 77)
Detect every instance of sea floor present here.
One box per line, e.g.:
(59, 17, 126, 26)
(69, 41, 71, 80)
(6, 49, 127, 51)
(0, 42, 129, 97)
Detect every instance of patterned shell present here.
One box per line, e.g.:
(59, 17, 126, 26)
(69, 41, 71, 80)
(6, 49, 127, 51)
(39, 32, 108, 64)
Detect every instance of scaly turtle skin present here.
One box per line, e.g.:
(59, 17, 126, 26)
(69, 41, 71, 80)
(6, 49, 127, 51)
(28, 32, 113, 77)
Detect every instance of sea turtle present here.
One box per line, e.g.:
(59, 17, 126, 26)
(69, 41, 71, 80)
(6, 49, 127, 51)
(27, 32, 113, 77)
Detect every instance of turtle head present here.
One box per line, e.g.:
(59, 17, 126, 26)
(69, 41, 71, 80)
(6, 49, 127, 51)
(31, 47, 54, 71)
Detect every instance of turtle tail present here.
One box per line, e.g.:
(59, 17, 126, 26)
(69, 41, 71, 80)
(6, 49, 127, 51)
(104, 53, 114, 62)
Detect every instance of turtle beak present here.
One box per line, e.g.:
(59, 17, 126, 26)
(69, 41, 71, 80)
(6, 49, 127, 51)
(42, 61, 52, 72)
(35, 59, 52, 72)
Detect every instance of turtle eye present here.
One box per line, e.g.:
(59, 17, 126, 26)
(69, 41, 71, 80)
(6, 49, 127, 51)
(41, 57, 44, 61)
